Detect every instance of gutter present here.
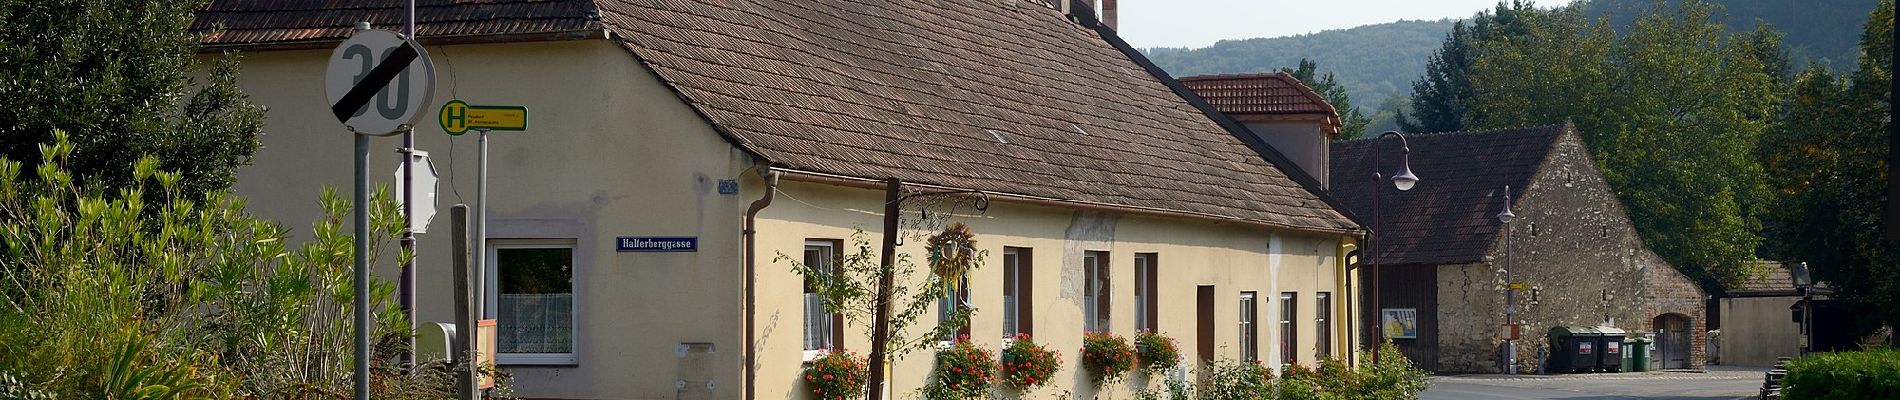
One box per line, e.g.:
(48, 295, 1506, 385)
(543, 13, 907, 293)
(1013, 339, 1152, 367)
(774, 168, 1359, 237)
(195, 29, 607, 52)
(742, 167, 780, 400)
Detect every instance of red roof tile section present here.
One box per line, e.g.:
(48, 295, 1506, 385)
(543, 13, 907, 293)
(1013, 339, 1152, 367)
(1330, 125, 1570, 265)
(1179, 73, 1342, 137)
(194, 0, 1357, 234)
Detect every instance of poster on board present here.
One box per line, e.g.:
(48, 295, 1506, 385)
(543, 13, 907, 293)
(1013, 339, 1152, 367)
(1382, 308, 1418, 339)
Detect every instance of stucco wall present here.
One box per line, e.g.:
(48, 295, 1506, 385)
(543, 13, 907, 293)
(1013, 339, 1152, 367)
(1718, 297, 1802, 367)
(753, 180, 1350, 399)
(1242, 122, 1328, 189)
(1433, 132, 1705, 373)
(221, 39, 754, 399)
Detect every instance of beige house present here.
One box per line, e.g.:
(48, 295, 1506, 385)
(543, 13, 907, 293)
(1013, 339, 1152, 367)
(195, 0, 1364, 399)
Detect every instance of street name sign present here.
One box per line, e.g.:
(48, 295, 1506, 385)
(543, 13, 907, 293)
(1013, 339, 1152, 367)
(326, 29, 436, 136)
(616, 237, 699, 252)
(439, 100, 529, 135)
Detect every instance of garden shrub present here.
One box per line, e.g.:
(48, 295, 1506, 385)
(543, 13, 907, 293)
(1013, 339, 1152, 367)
(1136, 330, 1183, 373)
(0, 132, 474, 398)
(1783, 348, 1900, 400)
(1197, 358, 1272, 399)
(804, 350, 869, 400)
(999, 333, 1060, 390)
(922, 338, 995, 400)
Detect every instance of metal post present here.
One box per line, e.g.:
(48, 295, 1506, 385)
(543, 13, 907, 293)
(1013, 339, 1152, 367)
(354, 134, 372, 400)
(398, 0, 419, 370)
(1504, 187, 1516, 375)
(476, 130, 489, 318)
(1370, 150, 1381, 364)
(451, 205, 477, 400)
(866, 178, 901, 400)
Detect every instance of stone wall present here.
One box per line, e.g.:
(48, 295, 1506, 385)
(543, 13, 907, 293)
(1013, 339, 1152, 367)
(1432, 131, 1707, 373)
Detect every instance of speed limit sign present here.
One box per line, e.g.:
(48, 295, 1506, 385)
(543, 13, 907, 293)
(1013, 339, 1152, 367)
(325, 28, 436, 136)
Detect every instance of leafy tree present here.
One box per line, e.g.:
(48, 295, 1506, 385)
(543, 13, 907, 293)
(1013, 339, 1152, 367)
(1280, 59, 1372, 140)
(1399, 0, 1541, 133)
(1758, 0, 1896, 335)
(0, 0, 265, 201)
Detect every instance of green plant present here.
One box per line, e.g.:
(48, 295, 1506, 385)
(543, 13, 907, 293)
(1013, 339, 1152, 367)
(0, 132, 468, 398)
(1782, 348, 1900, 399)
(1134, 375, 1192, 400)
(999, 333, 1060, 390)
(1196, 359, 1271, 400)
(923, 337, 995, 400)
(803, 350, 870, 400)
(777, 225, 988, 374)
(1135, 330, 1182, 373)
(1080, 331, 1138, 384)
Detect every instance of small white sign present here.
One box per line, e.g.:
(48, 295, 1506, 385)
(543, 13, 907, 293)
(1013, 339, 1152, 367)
(325, 28, 436, 136)
(394, 151, 439, 233)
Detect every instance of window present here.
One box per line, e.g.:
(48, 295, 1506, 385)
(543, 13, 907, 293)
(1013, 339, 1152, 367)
(938, 271, 971, 341)
(1239, 292, 1258, 362)
(804, 240, 845, 359)
(1002, 247, 1033, 338)
(487, 239, 577, 365)
(1084, 251, 1110, 333)
(1134, 253, 1158, 332)
(1315, 292, 1332, 358)
(1281, 292, 1298, 364)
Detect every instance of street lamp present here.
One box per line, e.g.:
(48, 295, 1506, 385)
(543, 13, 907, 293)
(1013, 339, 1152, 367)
(1791, 261, 1813, 355)
(1369, 131, 1417, 364)
(1498, 186, 1517, 374)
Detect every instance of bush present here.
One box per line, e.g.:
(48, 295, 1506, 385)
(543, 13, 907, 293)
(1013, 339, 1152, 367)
(923, 337, 995, 400)
(0, 132, 471, 398)
(1783, 348, 1900, 400)
(1136, 330, 1183, 373)
(1273, 343, 1429, 400)
(999, 333, 1060, 390)
(804, 350, 870, 400)
(1197, 358, 1273, 399)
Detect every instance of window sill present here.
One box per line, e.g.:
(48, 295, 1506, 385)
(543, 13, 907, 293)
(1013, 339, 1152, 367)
(498, 353, 578, 366)
(802, 349, 826, 364)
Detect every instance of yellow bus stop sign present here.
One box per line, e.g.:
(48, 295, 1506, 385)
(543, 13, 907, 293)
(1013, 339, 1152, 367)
(439, 100, 528, 135)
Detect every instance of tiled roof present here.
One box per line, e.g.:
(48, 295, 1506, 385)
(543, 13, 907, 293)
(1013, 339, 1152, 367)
(1731, 262, 1796, 292)
(600, 0, 1355, 232)
(1178, 73, 1342, 136)
(194, 0, 604, 49)
(1330, 125, 1570, 265)
(193, 0, 1358, 233)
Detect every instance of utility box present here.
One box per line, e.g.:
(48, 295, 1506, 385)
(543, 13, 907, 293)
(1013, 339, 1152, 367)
(1596, 326, 1627, 372)
(1548, 326, 1604, 373)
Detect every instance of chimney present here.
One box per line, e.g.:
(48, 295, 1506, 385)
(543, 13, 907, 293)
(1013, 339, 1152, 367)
(1104, 0, 1117, 30)
(1059, 0, 1100, 24)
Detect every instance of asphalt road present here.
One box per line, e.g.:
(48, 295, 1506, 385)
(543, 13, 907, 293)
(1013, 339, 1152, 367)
(1417, 367, 1765, 400)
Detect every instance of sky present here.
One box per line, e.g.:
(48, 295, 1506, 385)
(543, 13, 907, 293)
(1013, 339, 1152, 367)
(1115, 0, 1507, 49)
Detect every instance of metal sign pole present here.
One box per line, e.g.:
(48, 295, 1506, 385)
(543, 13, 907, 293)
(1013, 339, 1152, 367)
(399, 0, 420, 371)
(476, 129, 489, 319)
(354, 134, 372, 400)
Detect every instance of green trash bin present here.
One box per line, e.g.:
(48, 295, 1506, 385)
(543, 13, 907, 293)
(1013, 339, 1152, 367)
(1627, 337, 1650, 372)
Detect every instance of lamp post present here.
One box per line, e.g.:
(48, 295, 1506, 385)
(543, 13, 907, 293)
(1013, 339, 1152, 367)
(1498, 186, 1518, 374)
(1791, 261, 1813, 355)
(1369, 131, 1418, 364)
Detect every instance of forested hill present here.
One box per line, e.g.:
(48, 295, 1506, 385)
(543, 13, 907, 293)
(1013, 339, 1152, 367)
(1141, 19, 1454, 106)
(1144, 0, 1880, 112)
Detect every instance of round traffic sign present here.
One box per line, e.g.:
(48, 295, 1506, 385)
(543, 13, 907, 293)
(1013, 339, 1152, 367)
(325, 29, 436, 136)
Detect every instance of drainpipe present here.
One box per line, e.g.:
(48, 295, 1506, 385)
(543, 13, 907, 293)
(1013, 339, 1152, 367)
(1344, 247, 1362, 367)
(743, 168, 779, 400)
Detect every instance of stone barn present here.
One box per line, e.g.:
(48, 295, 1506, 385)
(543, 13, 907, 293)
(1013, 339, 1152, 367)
(1329, 124, 1707, 373)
